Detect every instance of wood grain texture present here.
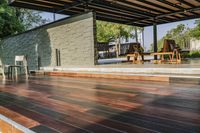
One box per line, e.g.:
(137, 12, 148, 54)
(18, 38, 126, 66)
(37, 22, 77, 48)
(0, 76, 200, 133)
(46, 71, 169, 82)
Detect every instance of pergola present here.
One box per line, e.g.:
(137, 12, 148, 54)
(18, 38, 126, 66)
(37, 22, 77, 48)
(8, 0, 200, 56)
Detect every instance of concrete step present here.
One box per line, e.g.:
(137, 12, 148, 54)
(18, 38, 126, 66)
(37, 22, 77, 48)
(32, 70, 200, 85)
(40, 67, 200, 75)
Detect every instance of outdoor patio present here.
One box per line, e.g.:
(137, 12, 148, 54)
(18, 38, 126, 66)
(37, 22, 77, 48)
(1, 0, 200, 133)
(0, 75, 199, 133)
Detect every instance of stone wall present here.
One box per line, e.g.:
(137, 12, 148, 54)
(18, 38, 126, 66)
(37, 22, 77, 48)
(0, 12, 97, 70)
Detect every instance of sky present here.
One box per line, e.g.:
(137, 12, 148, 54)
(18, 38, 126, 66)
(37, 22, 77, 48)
(40, 12, 198, 51)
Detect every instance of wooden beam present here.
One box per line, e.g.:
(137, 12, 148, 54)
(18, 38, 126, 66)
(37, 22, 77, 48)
(128, 5, 200, 25)
(91, 0, 156, 18)
(156, 6, 200, 19)
(9, 0, 200, 27)
(119, 0, 182, 21)
(157, 0, 199, 16)
(176, 0, 196, 7)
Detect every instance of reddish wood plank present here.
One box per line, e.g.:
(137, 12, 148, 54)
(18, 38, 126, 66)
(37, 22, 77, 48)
(47, 71, 169, 82)
(0, 106, 39, 128)
(0, 76, 200, 133)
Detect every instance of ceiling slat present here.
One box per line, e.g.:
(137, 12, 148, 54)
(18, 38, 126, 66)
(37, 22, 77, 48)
(9, 0, 200, 27)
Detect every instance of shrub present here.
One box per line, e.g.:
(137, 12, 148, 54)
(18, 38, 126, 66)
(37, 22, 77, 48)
(190, 51, 200, 58)
(181, 50, 200, 58)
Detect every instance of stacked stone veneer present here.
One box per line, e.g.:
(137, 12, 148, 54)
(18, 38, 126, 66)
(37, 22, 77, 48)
(0, 12, 97, 70)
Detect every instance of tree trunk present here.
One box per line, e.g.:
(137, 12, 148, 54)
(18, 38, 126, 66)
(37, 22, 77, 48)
(135, 27, 138, 43)
(115, 37, 120, 58)
(115, 38, 119, 58)
(119, 41, 121, 56)
(142, 29, 145, 49)
(118, 35, 121, 56)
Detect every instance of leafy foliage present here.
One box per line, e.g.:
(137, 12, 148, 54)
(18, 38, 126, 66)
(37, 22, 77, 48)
(0, 0, 49, 39)
(16, 9, 49, 30)
(96, 21, 139, 57)
(0, 0, 24, 38)
(165, 24, 190, 49)
(189, 20, 200, 40)
(181, 50, 200, 58)
(96, 21, 136, 42)
(150, 24, 191, 52)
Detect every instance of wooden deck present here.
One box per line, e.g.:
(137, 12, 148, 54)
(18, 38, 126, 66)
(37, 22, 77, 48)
(0, 76, 200, 133)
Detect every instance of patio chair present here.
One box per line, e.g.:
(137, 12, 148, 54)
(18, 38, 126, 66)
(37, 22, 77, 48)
(9, 55, 29, 79)
(127, 43, 150, 63)
(151, 39, 181, 64)
(0, 59, 5, 79)
(162, 39, 181, 63)
(127, 43, 141, 63)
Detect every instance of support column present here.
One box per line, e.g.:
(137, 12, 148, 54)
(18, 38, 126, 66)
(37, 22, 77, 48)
(153, 22, 158, 60)
(53, 13, 56, 21)
(142, 28, 145, 49)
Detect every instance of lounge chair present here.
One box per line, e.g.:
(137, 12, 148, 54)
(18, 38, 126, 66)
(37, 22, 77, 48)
(127, 43, 150, 63)
(164, 39, 181, 63)
(151, 39, 181, 63)
(9, 55, 29, 79)
(127, 40, 181, 64)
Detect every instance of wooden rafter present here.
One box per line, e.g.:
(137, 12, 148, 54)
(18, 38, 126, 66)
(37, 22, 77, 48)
(9, 0, 200, 27)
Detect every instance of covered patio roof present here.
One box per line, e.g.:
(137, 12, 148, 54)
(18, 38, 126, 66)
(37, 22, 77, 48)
(9, 0, 200, 27)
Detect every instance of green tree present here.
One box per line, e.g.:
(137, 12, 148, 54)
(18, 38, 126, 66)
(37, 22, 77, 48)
(165, 24, 190, 49)
(0, 0, 49, 39)
(16, 9, 49, 30)
(189, 20, 200, 39)
(96, 21, 137, 57)
(150, 24, 190, 51)
(0, 0, 24, 38)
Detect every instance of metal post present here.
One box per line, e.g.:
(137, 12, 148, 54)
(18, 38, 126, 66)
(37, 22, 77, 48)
(53, 13, 56, 21)
(142, 28, 145, 49)
(153, 22, 158, 60)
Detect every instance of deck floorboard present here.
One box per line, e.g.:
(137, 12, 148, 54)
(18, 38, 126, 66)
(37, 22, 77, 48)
(0, 76, 200, 133)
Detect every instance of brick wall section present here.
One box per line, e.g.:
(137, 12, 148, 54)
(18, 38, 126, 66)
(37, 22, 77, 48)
(0, 12, 97, 70)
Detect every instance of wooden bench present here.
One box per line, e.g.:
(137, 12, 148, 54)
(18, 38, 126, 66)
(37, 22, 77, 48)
(126, 39, 182, 64)
(127, 52, 151, 63)
(151, 51, 181, 64)
(127, 51, 181, 64)
(127, 53, 142, 63)
(150, 52, 173, 63)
